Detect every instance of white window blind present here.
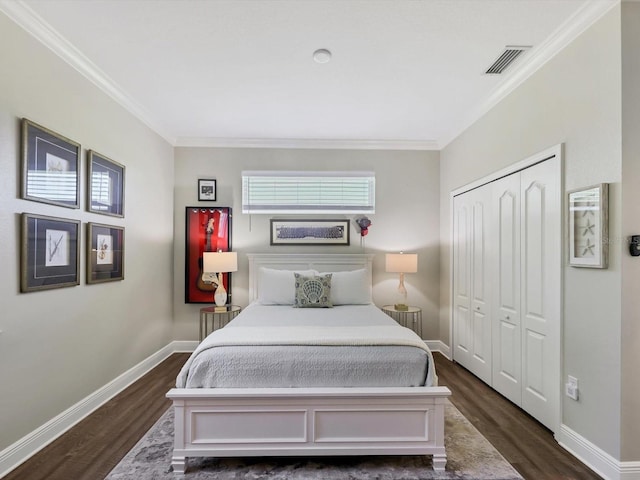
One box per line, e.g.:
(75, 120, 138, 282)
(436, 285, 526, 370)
(242, 171, 375, 214)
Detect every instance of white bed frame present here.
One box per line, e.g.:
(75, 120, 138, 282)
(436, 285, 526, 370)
(166, 253, 451, 475)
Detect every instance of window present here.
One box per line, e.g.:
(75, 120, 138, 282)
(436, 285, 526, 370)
(242, 171, 375, 214)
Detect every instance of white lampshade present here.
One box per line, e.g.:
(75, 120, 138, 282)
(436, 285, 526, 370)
(203, 251, 238, 274)
(385, 253, 418, 273)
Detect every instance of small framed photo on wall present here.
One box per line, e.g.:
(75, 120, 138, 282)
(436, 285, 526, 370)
(87, 222, 125, 283)
(198, 179, 217, 201)
(88, 151, 125, 217)
(568, 183, 609, 268)
(21, 213, 81, 292)
(21, 119, 81, 209)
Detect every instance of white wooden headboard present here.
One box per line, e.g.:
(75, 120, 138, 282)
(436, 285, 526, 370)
(246, 253, 374, 303)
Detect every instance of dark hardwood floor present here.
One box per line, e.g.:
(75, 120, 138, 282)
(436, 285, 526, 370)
(3, 353, 191, 480)
(434, 355, 603, 480)
(4, 352, 602, 480)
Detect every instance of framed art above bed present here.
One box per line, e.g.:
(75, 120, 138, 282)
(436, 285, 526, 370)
(185, 207, 232, 303)
(270, 219, 350, 246)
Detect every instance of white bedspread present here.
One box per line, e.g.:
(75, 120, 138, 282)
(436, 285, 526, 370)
(177, 303, 437, 388)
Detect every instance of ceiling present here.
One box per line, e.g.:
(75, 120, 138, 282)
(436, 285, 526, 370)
(2, 0, 616, 149)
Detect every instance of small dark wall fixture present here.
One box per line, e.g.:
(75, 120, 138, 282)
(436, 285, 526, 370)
(630, 235, 640, 256)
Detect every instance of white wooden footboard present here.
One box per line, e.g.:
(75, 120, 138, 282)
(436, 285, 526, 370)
(166, 386, 451, 475)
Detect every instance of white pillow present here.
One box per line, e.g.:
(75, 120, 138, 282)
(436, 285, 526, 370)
(320, 269, 372, 305)
(258, 267, 316, 305)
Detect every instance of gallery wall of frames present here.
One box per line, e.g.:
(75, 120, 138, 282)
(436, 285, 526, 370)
(19, 118, 126, 292)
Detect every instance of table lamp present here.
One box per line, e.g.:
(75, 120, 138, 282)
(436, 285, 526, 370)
(385, 252, 418, 311)
(203, 251, 238, 309)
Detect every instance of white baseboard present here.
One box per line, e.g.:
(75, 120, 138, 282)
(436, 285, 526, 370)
(171, 340, 199, 352)
(0, 340, 197, 479)
(425, 340, 451, 359)
(557, 424, 640, 480)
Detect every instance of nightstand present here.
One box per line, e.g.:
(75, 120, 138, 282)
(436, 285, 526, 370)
(199, 305, 241, 341)
(381, 305, 423, 338)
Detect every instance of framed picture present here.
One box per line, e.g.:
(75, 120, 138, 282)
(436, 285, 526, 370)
(185, 207, 232, 303)
(568, 183, 609, 268)
(21, 118, 80, 208)
(198, 179, 217, 201)
(270, 219, 350, 246)
(88, 150, 125, 217)
(20, 213, 80, 292)
(87, 222, 124, 284)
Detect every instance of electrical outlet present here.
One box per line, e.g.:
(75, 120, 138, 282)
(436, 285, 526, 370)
(565, 375, 579, 401)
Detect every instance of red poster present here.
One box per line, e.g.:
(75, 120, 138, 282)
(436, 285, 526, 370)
(185, 207, 232, 303)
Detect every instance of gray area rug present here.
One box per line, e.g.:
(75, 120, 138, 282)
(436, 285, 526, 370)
(105, 402, 522, 479)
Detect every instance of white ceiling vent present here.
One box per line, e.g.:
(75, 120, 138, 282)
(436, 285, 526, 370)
(485, 46, 531, 75)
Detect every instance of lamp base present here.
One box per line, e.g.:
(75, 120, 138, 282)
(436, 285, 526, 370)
(394, 303, 409, 311)
(214, 275, 227, 307)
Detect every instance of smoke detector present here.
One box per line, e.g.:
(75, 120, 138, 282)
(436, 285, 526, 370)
(313, 49, 332, 64)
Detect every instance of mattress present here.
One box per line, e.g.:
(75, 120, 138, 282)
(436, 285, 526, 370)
(177, 303, 436, 389)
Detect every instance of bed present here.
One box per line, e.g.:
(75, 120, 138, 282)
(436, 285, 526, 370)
(166, 253, 451, 475)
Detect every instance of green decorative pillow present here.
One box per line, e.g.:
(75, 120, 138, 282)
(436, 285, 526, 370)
(293, 273, 333, 308)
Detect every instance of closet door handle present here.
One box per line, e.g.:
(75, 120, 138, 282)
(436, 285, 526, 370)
(505, 315, 510, 320)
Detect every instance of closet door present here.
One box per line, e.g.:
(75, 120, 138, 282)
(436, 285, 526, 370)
(452, 154, 561, 432)
(520, 157, 561, 431)
(452, 194, 472, 369)
(468, 187, 492, 384)
(452, 186, 492, 384)
(491, 173, 522, 405)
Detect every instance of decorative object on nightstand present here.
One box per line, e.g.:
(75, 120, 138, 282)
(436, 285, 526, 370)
(382, 305, 423, 338)
(385, 252, 418, 311)
(199, 305, 241, 341)
(203, 251, 238, 309)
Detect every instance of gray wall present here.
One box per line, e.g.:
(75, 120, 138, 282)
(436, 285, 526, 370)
(621, 1, 640, 462)
(173, 148, 440, 341)
(439, 6, 623, 459)
(0, 13, 175, 452)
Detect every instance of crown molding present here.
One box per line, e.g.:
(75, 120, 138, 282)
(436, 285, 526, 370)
(439, 0, 619, 149)
(174, 136, 440, 151)
(0, 0, 437, 151)
(0, 0, 176, 145)
(1, 0, 618, 152)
